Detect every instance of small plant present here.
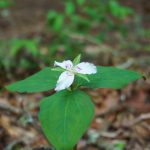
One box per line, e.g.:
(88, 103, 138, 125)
(0, 0, 14, 8)
(0, 39, 40, 70)
(109, 0, 134, 20)
(46, 0, 135, 59)
(6, 54, 143, 150)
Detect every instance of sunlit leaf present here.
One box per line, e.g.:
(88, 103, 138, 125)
(5, 67, 60, 92)
(39, 90, 94, 150)
(78, 66, 143, 89)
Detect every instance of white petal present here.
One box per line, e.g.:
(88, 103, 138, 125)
(75, 62, 97, 74)
(55, 71, 74, 91)
(54, 60, 73, 70)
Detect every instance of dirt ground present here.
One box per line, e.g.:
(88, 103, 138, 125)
(0, 0, 150, 150)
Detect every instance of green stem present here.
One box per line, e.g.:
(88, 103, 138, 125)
(73, 145, 77, 150)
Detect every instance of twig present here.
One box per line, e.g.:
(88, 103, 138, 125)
(100, 129, 122, 138)
(0, 102, 23, 115)
(129, 113, 150, 126)
(96, 104, 127, 118)
(4, 138, 24, 150)
(117, 58, 134, 69)
(69, 33, 100, 45)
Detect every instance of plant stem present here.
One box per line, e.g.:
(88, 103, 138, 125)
(73, 145, 77, 150)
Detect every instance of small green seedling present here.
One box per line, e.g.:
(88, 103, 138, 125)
(6, 54, 143, 150)
(0, 0, 14, 8)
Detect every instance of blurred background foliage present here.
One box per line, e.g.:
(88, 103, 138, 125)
(0, 0, 149, 81)
(0, 0, 14, 8)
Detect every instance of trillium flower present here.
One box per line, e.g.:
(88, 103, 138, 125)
(54, 56, 97, 91)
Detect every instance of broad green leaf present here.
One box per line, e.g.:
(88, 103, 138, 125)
(79, 66, 142, 89)
(5, 67, 60, 92)
(39, 90, 94, 150)
(5, 66, 142, 93)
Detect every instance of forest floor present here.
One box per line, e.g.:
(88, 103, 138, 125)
(0, 0, 150, 150)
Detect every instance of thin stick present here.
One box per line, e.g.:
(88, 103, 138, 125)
(129, 113, 150, 126)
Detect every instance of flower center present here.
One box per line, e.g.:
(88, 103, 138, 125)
(67, 68, 75, 74)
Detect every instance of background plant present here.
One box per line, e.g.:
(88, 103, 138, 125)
(0, 0, 14, 9)
(46, 0, 134, 59)
(0, 39, 40, 70)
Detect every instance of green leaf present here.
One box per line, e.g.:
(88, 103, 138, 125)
(5, 67, 60, 92)
(47, 10, 58, 21)
(53, 14, 64, 32)
(24, 40, 39, 57)
(114, 141, 126, 150)
(79, 66, 143, 89)
(10, 39, 39, 57)
(76, 73, 90, 82)
(109, 0, 133, 19)
(77, 0, 85, 5)
(10, 39, 24, 56)
(73, 54, 81, 65)
(65, 1, 75, 16)
(6, 66, 142, 93)
(39, 90, 94, 150)
(51, 67, 65, 72)
(47, 11, 64, 32)
(0, 0, 13, 8)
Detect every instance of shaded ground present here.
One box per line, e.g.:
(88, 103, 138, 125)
(0, 0, 149, 39)
(0, 0, 63, 40)
(0, 0, 150, 150)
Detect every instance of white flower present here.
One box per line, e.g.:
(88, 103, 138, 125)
(54, 60, 97, 91)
